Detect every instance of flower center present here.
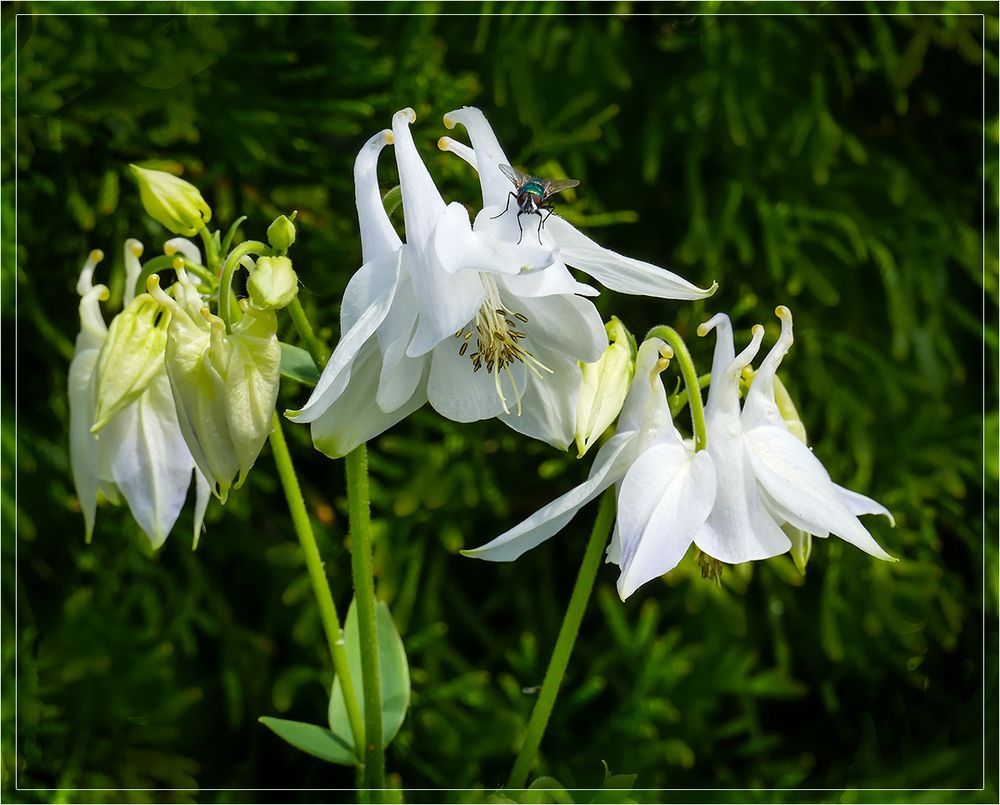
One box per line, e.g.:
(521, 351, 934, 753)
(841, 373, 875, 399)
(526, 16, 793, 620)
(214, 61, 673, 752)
(454, 274, 552, 415)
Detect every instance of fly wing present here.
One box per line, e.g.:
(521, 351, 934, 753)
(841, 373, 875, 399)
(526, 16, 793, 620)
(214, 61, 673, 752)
(540, 177, 581, 198)
(499, 164, 532, 188)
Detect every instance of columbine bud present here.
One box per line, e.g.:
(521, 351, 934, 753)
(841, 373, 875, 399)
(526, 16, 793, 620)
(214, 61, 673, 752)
(91, 294, 170, 432)
(147, 273, 280, 502)
(773, 374, 807, 444)
(786, 526, 812, 575)
(266, 213, 296, 253)
(129, 164, 211, 237)
(247, 255, 298, 310)
(575, 317, 636, 458)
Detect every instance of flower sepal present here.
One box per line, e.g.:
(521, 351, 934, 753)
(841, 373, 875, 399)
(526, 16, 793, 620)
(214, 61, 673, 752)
(575, 316, 636, 458)
(91, 292, 170, 432)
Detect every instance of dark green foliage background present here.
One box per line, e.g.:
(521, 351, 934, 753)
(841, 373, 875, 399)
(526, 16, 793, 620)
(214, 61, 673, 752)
(3, 3, 997, 802)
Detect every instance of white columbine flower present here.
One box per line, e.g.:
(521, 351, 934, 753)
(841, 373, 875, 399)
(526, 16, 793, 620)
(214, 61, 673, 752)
(288, 109, 611, 455)
(464, 337, 718, 600)
(68, 244, 210, 548)
(698, 306, 895, 563)
(467, 306, 896, 599)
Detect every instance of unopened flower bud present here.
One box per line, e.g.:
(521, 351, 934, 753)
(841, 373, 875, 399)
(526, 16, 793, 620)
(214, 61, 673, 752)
(786, 525, 812, 575)
(575, 317, 636, 458)
(91, 294, 170, 432)
(129, 164, 211, 237)
(773, 374, 807, 444)
(267, 214, 296, 253)
(247, 255, 299, 310)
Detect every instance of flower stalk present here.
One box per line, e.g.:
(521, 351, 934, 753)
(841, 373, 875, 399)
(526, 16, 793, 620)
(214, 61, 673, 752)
(345, 444, 384, 793)
(646, 325, 707, 451)
(267, 412, 366, 761)
(507, 489, 616, 790)
(219, 240, 270, 330)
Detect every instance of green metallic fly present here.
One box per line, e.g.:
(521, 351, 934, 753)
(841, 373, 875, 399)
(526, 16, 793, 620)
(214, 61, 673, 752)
(492, 164, 580, 245)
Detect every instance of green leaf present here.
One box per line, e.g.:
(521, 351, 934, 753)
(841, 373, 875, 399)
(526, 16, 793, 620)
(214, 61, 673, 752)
(258, 716, 357, 765)
(526, 776, 574, 803)
(279, 341, 319, 387)
(328, 599, 410, 753)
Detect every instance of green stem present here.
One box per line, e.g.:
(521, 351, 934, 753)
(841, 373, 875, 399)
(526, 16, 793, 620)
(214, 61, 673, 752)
(268, 413, 367, 767)
(196, 221, 221, 273)
(345, 445, 384, 793)
(646, 325, 708, 451)
(507, 489, 616, 790)
(288, 297, 329, 369)
(219, 239, 270, 331)
(668, 372, 711, 418)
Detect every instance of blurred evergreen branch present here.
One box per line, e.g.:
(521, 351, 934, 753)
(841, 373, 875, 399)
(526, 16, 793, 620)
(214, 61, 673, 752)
(2, 3, 996, 801)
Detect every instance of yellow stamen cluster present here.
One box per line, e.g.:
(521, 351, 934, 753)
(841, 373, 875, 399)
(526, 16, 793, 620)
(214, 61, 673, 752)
(454, 276, 552, 415)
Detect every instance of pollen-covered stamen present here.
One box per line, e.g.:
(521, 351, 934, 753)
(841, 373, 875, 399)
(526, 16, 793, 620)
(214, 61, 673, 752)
(453, 275, 552, 415)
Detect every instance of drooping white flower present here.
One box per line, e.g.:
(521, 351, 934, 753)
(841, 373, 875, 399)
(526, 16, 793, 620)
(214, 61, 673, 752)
(438, 106, 719, 301)
(465, 337, 718, 600)
(68, 245, 210, 548)
(288, 109, 609, 455)
(467, 306, 896, 599)
(147, 267, 280, 503)
(696, 307, 894, 564)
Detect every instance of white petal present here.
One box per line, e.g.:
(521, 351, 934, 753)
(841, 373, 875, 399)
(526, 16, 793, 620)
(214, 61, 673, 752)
(745, 426, 894, 561)
(309, 340, 428, 459)
(463, 431, 636, 562)
(618, 338, 675, 440)
(406, 259, 485, 358)
(443, 106, 515, 208)
(546, 216, 717, 300)
(105, 372, 194, 549)
(605, 522, 622, 565)
(507, 291, 606, 363)
(123, 239, 144, 305)
(700, 316, 765, 426)
(437, 135, 477, 170)
(497, 346, 580, 449)
(290, 251, 401, 423)
(617, 446, 716, 599)
(437, 203, 555, 276)
(742, 306, 794, 432)
(341, 249, 403, 335)
(163, 237, 202, 266)
(497, 258, 598, 298)
(426, 340, 526, 422)
(392, 108, 446, 247)
(696, 435, 791, 563)
(834, 483, 896, 526)
(472, 202, 558, 251)
(355, 129, 402, 263)
(375, 267, 424, 410)
(68, 346, 103, 539)
(192, 468, 211, 549)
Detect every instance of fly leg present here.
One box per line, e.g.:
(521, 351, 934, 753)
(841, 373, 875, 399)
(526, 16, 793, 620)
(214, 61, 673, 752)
(534, 209, 548, 245)
(515, 211, 525, 245)
(491, 192, 517, 220)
